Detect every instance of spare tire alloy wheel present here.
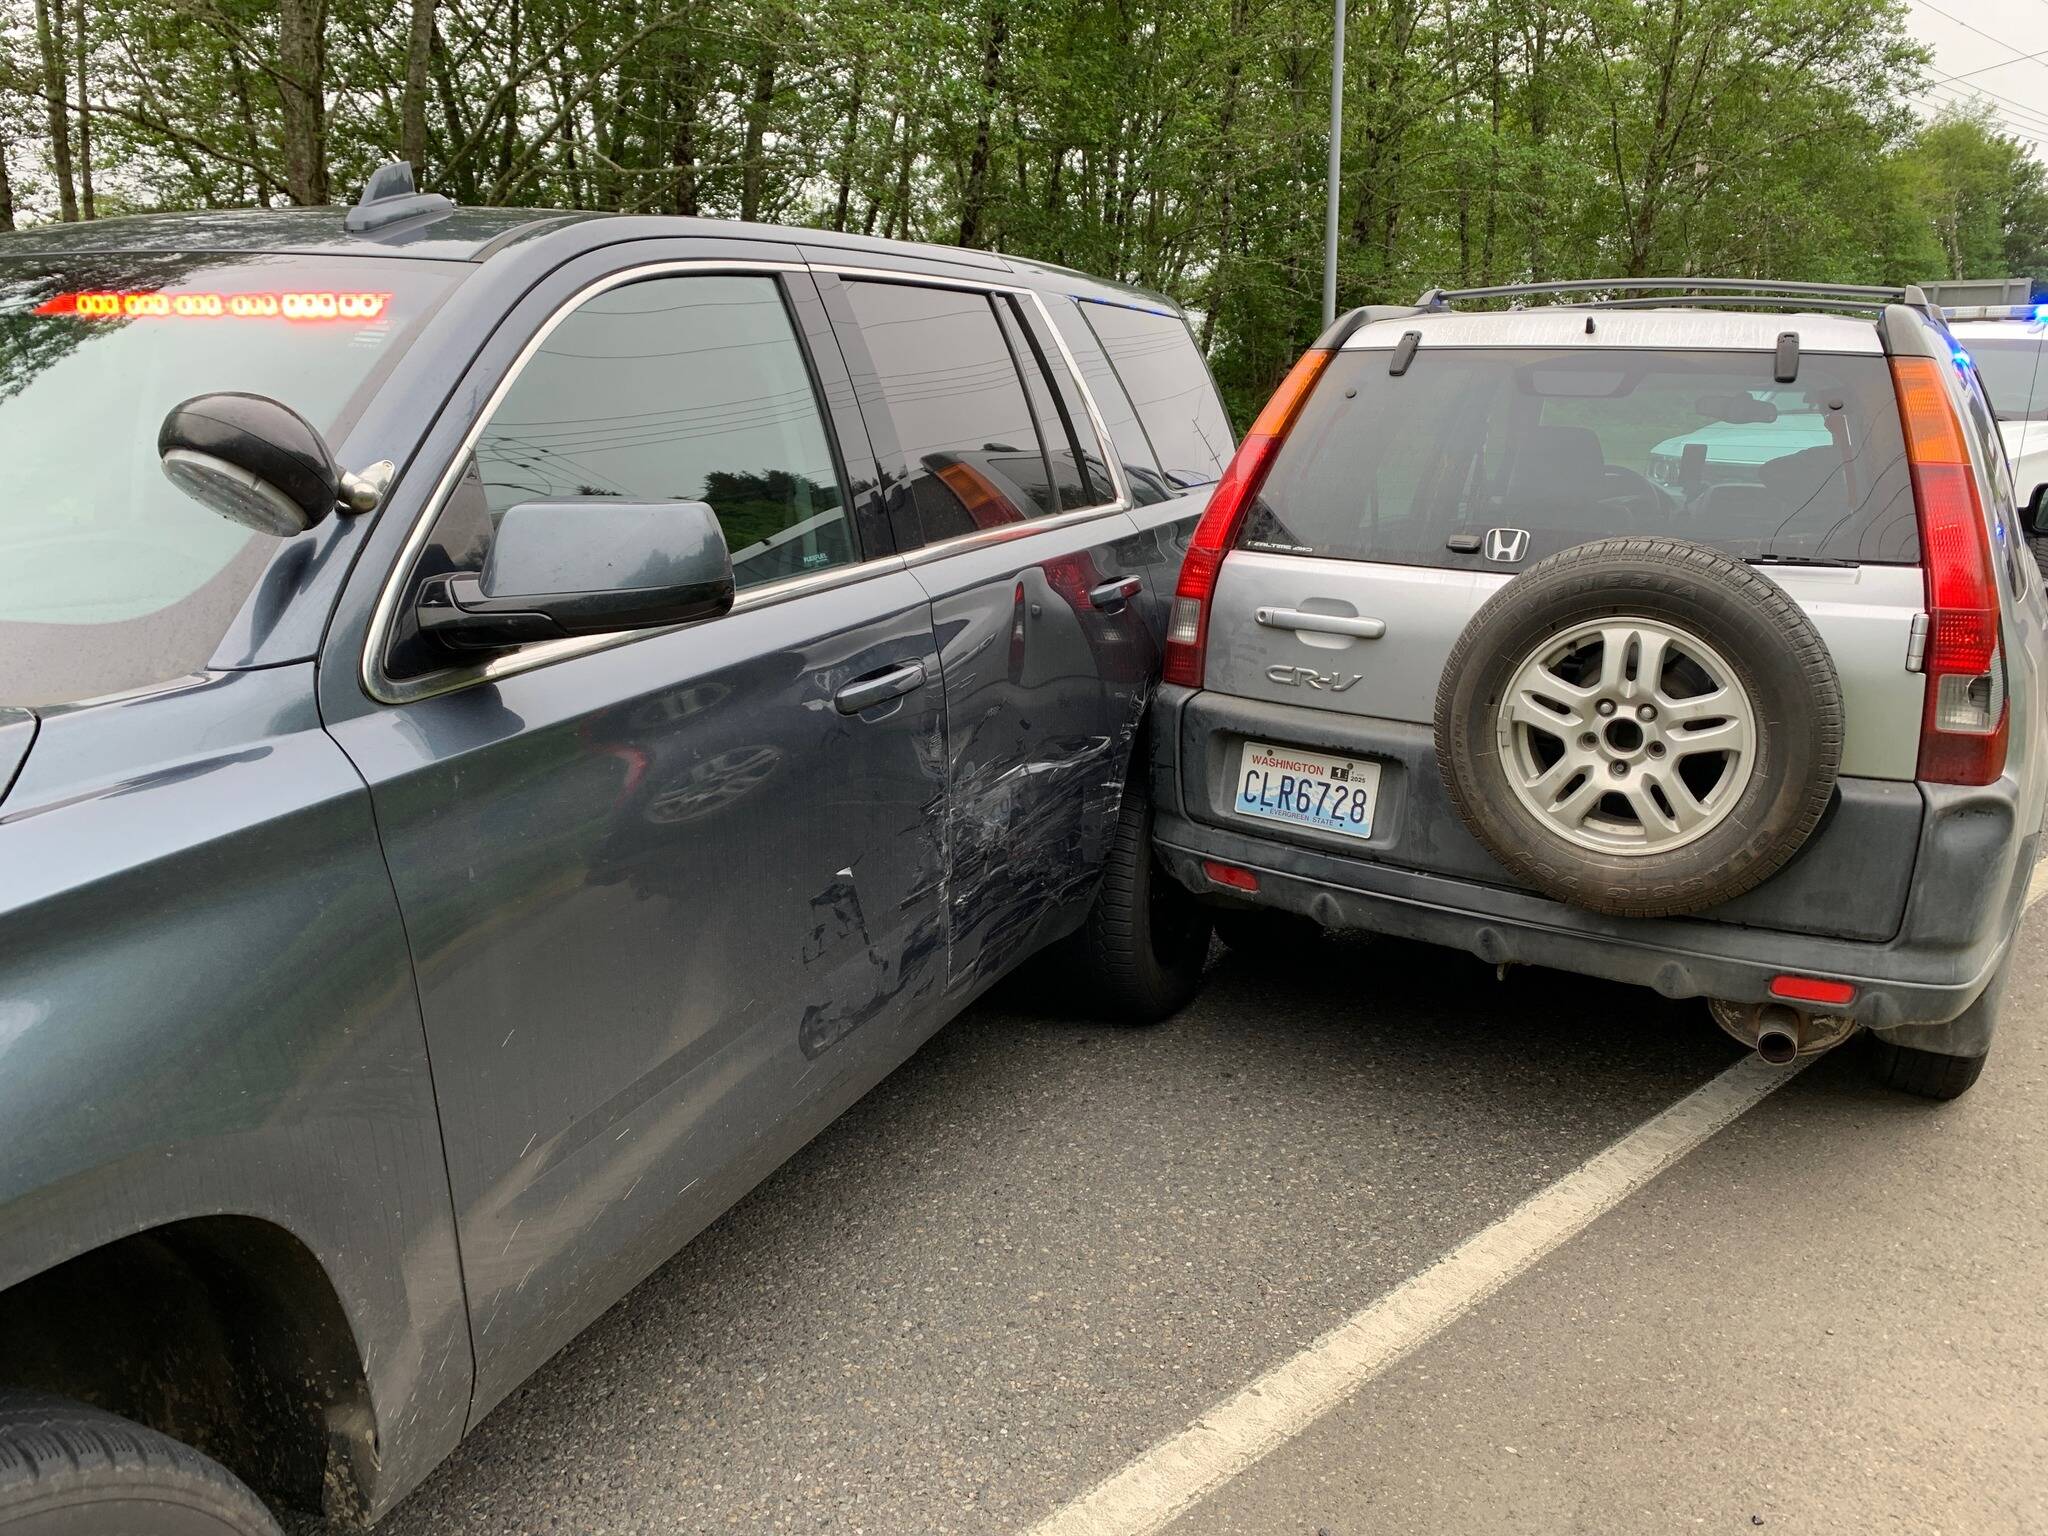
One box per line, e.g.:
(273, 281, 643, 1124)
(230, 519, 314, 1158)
(1436, 538, 1844, 918)
(1498, 618, 1756, 856)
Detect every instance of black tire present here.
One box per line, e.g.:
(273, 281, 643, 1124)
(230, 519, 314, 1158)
(1870, 1039, 1988, 1101)
(0, 1392, 281, 1535)
(1063, 774, 1212, 1023)
(1213, 906, 1321, 957)
(1434, 537, 1844, 918)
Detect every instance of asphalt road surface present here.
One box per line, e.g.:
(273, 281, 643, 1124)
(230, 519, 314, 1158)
(338, 903, 2048, 1536)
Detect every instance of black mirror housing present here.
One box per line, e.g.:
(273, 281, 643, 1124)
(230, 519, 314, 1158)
(2028, 483, 2048, 538)
(418, 498, 735, 653)
(158, 392, 343, 535)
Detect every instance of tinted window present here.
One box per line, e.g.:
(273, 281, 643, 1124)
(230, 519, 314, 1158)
(1078, 299, 1233, 485)
(0, 255, 457, 707)
(1245, 347, 1919, 569)
(469, 275, 852, 592)
(1049, 297, 1161, 486)
(1967, 334, 2048, 421)
(843, 281, 1048, 541)
(996, 297, 1096, 510)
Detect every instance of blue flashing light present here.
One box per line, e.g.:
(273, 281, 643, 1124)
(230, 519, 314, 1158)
(2035, 303, 2048, 323)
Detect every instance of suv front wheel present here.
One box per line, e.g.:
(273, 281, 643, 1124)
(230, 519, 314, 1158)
(0, 1391, 281, 1535)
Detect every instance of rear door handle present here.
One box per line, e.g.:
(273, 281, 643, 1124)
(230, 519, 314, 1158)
(1089, 576, 1143, 610)
(834, 660, 927, 715)
(1255, 607, 1386, 639)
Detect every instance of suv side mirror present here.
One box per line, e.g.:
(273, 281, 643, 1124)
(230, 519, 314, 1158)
(158, 392, 346, 535)
(2028, 482, 2048, 537)
(417, 498, 735, 652)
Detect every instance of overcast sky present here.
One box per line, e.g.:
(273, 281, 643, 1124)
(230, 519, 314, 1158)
(1904, 0, 2048, 158)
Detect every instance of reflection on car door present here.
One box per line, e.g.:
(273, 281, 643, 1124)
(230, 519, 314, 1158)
(1045, 292, 1236, 657)
(825, 272, 1158, 1000)
(324, 265, 947, 1417)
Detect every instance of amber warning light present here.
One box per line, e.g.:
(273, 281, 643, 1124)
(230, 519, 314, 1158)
(33, 290, 391, 321)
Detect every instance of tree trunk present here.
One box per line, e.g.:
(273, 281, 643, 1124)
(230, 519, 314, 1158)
(832, 55, 864, 232)
(0, 132, 17, 231)
(31, 0, 76, 221)
(888, 118, 914, 239)
(956, 3, 1007, 247)
(428, 21, 471, 201)
(400, 0, 436, 181)
(277, 0, 327, 205)
(497, 0, 519, 183)
(73, 0, 91, 217)
(740, 45, 777, 222)
(863, 107, 898, 235)
(227, 45, 274, 204)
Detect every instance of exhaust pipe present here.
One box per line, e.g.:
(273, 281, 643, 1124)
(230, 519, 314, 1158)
(1708, 998, 1857, 1064)
(1753, 1004, 1801, 1066)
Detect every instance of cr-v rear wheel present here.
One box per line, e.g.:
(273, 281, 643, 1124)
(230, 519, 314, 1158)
(1435, 537, 1844, 918)
(1061, 770, 1212, 1023)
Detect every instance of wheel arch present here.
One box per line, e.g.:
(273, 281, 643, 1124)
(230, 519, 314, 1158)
(0, 1214, 380, 1526)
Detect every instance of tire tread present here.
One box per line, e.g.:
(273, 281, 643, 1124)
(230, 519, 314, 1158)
(0, 1391, 280, 1534)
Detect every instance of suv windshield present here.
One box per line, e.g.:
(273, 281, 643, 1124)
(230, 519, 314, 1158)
(1966, 332, 2048, 421)
(0, 253, 458, 707)
(1245, 346, 1919, 570)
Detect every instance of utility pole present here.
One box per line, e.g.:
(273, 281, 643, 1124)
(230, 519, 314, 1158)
(1322, 0, 1345, 325)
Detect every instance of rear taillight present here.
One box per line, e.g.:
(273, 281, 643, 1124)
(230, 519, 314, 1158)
(1891, 355, 2008, 786)
(1163, 346, 1336, 687)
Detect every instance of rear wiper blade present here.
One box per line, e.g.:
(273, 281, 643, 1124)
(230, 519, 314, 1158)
(1746, 554, 1859, 568)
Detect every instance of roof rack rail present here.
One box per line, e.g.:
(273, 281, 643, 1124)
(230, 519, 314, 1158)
(1545, 294, 1907, 316)
(344, 159, 455, 236)
(1415, 277, 1934, 313)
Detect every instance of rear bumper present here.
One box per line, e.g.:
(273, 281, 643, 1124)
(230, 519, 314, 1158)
(1151, 686, 2034, 1029)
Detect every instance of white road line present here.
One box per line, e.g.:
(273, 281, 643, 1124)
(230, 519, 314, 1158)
(1027, 1053, 1809, 1536)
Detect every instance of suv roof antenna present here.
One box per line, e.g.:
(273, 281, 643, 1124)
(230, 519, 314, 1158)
(344, 159, 456, 235)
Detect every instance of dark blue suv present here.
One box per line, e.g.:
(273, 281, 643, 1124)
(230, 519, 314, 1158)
(0, 169, 1233, 1532)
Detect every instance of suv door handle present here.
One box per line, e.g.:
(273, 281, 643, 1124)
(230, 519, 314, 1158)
(1255, 607, 1386, 639)
(834, 660, 927, 715)
(1089, 576, 1143, 610)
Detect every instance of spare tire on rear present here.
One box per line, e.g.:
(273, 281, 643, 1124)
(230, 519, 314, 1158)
(1434, 537, 1843, 918)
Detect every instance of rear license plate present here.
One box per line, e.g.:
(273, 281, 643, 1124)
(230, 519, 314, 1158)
(1233, 741, 1382, 841)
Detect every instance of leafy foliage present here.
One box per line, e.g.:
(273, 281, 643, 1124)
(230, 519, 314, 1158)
(0, 0, 2041, 422)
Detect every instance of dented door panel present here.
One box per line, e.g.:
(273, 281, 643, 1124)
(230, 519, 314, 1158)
(910, 514, 1158, 999)
(324, 570, 947, 1418)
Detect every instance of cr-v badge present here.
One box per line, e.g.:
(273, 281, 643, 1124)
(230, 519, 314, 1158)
(1483, 527, 1531, 562)
(1267, 664, 1362, 692)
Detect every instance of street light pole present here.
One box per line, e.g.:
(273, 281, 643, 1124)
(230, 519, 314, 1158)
(1322, 0, 1345, 326)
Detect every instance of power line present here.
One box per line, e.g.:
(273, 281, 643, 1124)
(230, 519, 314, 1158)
(1912, 0, 2048, 79)
(1919, 80, 2048, 136)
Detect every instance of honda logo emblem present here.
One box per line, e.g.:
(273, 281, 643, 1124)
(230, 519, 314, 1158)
(1483, 527, 1531, 562)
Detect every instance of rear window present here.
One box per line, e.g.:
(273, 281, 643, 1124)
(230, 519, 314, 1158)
(1244, 347, 1919, 570)
(1076, 298, 1234, 487)
(1966, 333, 2048, 421)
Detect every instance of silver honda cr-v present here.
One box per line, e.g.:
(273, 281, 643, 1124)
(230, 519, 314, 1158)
(1148, 278, 2045, 1099)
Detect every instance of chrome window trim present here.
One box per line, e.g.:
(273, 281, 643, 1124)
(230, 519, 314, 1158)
(363, 256, 1141, 707)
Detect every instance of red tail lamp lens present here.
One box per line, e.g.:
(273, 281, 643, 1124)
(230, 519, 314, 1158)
(1164, 347, 1336, 687)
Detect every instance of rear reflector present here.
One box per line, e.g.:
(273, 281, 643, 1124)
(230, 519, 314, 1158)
(1163, 347, 1336, 688)
(1769, 974, 1856, 1007)
(1891, 355, 2008, 786)
(1201, 859, 1260, 892)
